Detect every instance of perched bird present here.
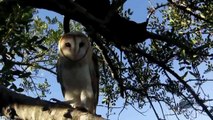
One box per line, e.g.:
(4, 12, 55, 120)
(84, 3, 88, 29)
(57, 32, 99, 114)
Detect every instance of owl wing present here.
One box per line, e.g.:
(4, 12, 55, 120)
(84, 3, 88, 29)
(56, 59, 65, 97)
(90, 54, 99, 107)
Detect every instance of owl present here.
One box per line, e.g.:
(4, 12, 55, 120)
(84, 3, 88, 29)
(57, 32, 99, 114)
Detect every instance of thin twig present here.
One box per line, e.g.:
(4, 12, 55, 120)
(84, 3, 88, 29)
(128, 48, 213, 119)
(168, 0, 213, 24)
(146, 94, 161, 120)
(11, 61, 56, 75)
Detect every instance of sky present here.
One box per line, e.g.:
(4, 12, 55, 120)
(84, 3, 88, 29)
(24, 0, 213, 120)
(1, 0, 213, 120)
(37, 0, 153, 119)
(35, 1, 164, 119)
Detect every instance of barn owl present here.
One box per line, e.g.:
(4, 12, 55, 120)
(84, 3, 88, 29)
(57, 32, 99, 114)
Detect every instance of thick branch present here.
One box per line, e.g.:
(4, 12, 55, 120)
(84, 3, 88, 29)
(4, 0, 149, 46)
(0, 85, 104, 120)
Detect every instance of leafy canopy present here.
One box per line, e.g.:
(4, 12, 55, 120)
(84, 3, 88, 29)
(0, 0, 213, 120)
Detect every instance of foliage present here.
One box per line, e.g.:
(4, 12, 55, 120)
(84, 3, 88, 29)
(0, 3, 61, 97)
(0, 2, 86, 97)
(96, 0, 213, 119)
(0, 0, 213, 120)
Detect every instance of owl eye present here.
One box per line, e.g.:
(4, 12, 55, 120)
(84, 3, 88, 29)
(79, 42, 85, 48)
(65, 43, 71, 47)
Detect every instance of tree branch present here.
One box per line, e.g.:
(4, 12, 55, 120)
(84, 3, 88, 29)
(168, 0, 213, 24)
(11, 61, 56, 75)
(0, 85, 104, 120)
(127, 48, 213, 119)
(63, 15, 71, 33)
(91, 33, 125, 97)
(3, 0, 149, 46)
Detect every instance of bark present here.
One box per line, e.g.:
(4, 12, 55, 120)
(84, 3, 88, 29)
(0, 85, 105, 120)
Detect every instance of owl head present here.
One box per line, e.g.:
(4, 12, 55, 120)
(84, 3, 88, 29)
(59, 32, 91, 61)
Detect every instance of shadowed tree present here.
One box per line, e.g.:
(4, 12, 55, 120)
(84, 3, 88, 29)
(0, 0, 213, 119)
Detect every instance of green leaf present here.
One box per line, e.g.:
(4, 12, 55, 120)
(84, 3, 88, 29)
(38, 45, 48, 50)
(9, 83, 17, 90)
(16, 87, 24, 92)
(179, 66, 185, 71)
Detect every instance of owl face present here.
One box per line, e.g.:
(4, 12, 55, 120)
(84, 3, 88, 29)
(59, 33, 90, 61)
